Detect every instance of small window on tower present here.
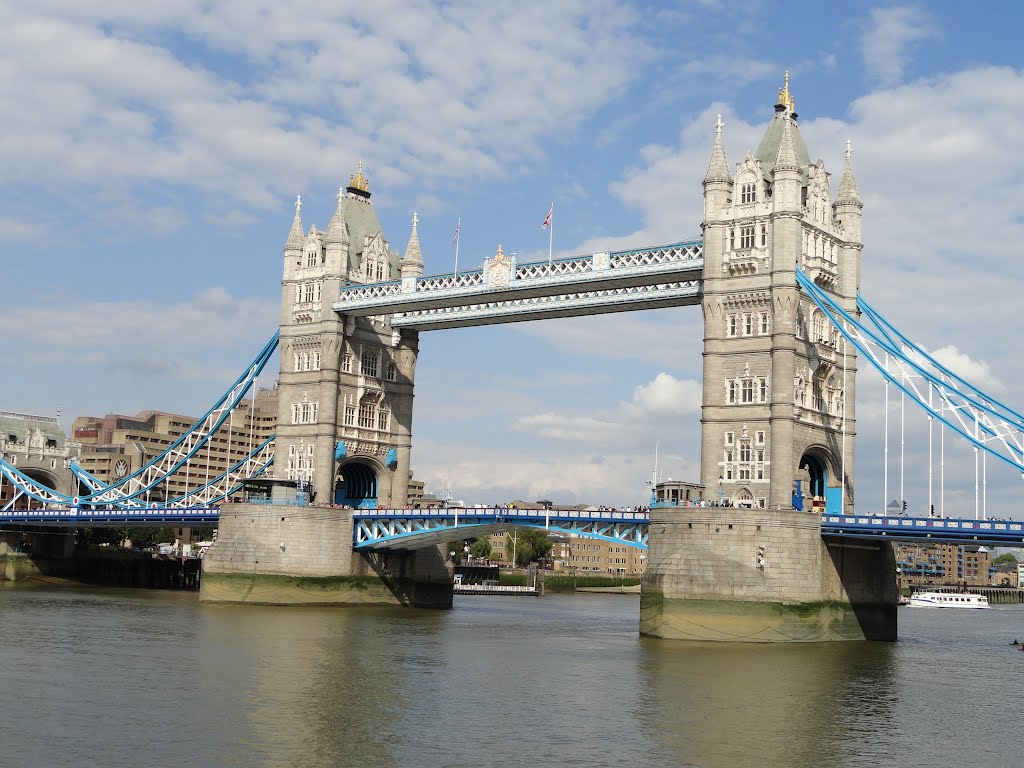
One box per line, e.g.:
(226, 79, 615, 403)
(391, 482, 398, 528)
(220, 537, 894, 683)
(741, 183, 756, 204)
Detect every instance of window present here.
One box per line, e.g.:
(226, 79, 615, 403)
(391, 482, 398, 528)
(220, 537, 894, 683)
(377, 409, 390, 432)
(343, 399, 356, 426)
(729, 229, 735, 250)
(744, 314, 753, 335)
(740, 182, 756, 203)
(760, 223, 767, 247)
(728, 381, 737, 404)
(385, 361, 397, 381)
(305, 247, 317, 267)
(358, 402, 376, 428)
(740, 226, 755, 248)
(724, 431, 734, 446)
(728, 315, 737, 337)
(755, 431, 765, 445)
(291, 401, 318, 424)
(741, 380, 754, 403)
(739, 444, 751, 463)
(760, 312, 769, 334)
(360, 348, 379, 378)
(342, 351, 352, 373)
(812, 312, 825, 343)
(760, 379, 768, 402)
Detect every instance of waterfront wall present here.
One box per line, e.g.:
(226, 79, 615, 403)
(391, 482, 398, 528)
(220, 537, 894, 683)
(641, 508, 897, 642)
(200, 503, 452, 608)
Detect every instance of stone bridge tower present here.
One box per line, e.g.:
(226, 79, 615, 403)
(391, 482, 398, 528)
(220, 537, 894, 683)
(643, 79, 895, 642)
(700, 75, 863, 514)
(275, 166, 421, 508)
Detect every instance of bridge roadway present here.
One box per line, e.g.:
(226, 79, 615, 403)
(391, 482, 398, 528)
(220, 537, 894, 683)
(2, 507, 1021, 548)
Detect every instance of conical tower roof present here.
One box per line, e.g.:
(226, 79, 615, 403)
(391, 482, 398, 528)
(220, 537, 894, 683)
(403, 212, 423, 266)
(774, 114, 800, 172)
(285, 195, 304, 250)
(755, 74, 810, 178)
(327, 186, 348, 243)
(704, 114, 732, 184)
(836, 140, 862, 202)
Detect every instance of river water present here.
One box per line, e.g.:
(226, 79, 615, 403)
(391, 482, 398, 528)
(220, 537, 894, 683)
(1, 584, 1021, 768)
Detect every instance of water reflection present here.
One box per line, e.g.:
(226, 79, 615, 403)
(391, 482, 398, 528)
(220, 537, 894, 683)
(638, 639, 894, 767)
(2, 586, 1020, 768)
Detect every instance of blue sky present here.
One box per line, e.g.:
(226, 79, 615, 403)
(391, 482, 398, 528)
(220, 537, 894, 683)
(2, 2, 1023, 515)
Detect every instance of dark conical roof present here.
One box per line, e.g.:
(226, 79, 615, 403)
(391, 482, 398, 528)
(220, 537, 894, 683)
(755, 107, 811, 179)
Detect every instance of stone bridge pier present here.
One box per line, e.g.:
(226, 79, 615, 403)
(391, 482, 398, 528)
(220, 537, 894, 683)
(200, 503, 453, 607)
(640, 508, 897, 642)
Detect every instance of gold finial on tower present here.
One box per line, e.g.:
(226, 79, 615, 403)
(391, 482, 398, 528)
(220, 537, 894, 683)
(777, 70, 795, 113)
(349, 160, 370, 193)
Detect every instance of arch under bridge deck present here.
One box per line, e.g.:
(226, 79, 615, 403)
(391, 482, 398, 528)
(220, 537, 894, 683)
(352, 507, 651, 551)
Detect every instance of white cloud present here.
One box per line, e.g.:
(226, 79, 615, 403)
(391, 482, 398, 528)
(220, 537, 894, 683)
(625, 373, 702, 417)
(0, 2, 644, 219)
(514, 372, 700, 441)
(929, 345, 1006, 395)
(0, 217, 40, 241)
(861, 6, 940, 85)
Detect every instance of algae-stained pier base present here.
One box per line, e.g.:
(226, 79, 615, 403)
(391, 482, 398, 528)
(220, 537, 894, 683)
(200, 503, 452, 608)
(641, 508, 897, 642)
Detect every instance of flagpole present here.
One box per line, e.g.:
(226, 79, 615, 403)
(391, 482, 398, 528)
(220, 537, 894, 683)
(454, 217, 461, 278)
(547, 202, 553, 265)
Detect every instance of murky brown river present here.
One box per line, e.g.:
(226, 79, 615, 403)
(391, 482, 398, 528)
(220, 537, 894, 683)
(1, 584, 1020, 767)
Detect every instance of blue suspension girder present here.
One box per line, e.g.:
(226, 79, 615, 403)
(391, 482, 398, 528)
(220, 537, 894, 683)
(796, 270, 1024, 475)
(0, 334, 279, 508)
(352, 508, 650, 550)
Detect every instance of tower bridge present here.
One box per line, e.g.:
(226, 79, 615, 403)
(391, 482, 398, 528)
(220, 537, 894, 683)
(4, 80, 1021, 641)
(203, 80, 882, 641)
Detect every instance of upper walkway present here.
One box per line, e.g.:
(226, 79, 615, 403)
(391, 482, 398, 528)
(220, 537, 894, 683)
(334, 240, 703, 330)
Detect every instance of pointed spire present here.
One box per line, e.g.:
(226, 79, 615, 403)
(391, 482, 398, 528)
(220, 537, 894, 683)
(327, 186, 347, 243)
(703, 114, 733, 184)
(836, 139, 861, 202)
(401, 211, 424, 278)
(774, 114, 800, 172)
(285, 194, 304, 250)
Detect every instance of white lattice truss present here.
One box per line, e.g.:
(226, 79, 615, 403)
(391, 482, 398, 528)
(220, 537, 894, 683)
(335, 240, 704, 322)
(797, 270, 1024, 474)
(352, 508, 650, 550)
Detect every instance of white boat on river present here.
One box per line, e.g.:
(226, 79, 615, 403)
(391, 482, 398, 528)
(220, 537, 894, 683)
(908, 591, 990, 609)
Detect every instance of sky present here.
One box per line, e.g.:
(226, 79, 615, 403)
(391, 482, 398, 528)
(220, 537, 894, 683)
(2, 1, 1023, 516)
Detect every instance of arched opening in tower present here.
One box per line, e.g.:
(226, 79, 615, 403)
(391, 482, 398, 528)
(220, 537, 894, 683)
(335, 461, 378, 509)
(1, 469, 59, 510)
(798, 453, 828, 507)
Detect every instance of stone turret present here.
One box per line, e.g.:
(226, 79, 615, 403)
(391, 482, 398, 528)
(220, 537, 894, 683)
(284, 195, 304, 265)
(834, 140, 864, 321)
(401, 212, 425, 280)
(325, 187, 351, 281)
